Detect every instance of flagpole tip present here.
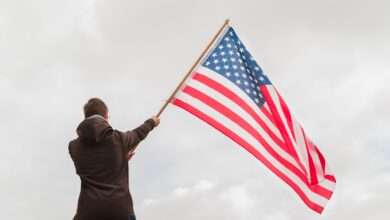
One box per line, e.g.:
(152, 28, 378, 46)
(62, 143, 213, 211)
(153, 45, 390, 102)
(225, 19, 230, 24)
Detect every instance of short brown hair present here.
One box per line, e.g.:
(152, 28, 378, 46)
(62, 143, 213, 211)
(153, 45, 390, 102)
(83, 98, 108, 118)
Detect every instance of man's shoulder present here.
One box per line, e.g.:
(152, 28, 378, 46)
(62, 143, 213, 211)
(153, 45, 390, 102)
(68, 138, 79, 146)
(111, 129, 127, 142)
(68, 138, 81, 152)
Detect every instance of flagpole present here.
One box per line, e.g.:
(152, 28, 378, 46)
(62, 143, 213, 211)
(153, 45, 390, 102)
(156, 19, 230, 117)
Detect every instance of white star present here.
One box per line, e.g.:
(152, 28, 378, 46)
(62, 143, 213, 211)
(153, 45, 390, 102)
(215, 66, 221, 71)
(223, 65, 229, 70)
(238, 59, 243, 63)
(252, 91, 257, 95)
(239, 48, 245, 52)
(242, 73, 247, 79)
(229, 31, 234, 36)
(225, 72, 231, 77)
(259, 94, 263, 98)
(227, 43, 232, 48)
(245, 88, 250, 94)
(220, 51, 226, 56)
(234, 72, 240, 77)
(222, 58, 228, 63)
(250, 56, 254, 61)
(251, 83, 255, 88)
(205, 61, 211, 66)
(224, 37, 230, 42)
(230, 57, 236, 62)
(232, 64, 238, 69)
(255, 98, 259, 103)
(212, 53, 217, 57)
(218, 45, 224, 50)
(259, 76, 264, 81)
(213, 59, 219, 64)
(240, 66, 245, 71)
(236, 80, 241, 85)
(254, 66, 260, 71)
(229, 50, 234, 55)
(237, 40, 241, 45)
(244, 81, 249, 86)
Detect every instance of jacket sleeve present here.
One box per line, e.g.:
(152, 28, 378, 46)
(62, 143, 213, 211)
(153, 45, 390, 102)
(120, 118, 156, 152)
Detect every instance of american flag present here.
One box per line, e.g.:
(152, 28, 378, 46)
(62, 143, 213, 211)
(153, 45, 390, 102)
(172, 26, 336, 213)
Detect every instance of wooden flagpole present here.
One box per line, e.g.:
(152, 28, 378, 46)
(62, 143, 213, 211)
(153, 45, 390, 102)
(156, 19, 230, 117)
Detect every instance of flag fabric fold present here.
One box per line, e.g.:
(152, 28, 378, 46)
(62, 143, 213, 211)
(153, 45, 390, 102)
(172, 26, 336, 213)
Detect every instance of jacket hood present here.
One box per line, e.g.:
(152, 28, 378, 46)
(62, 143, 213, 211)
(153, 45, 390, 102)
(76, 115, 113, 143)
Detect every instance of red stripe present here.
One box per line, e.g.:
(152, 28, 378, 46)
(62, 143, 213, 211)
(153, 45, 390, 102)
(182, 85, 332, 199)
(325, 175, 336, 183)
(315, 146, 326, 173)
(192, 73, 288, 153)
(261, 85, 309, 177)
(276, 89, 296, 142)
(301, 127, 319, 185)
(307, 150, 319, 185)
(308, 182, 333, 199)
(261, 107, 275, 125)
(173, 98, 326, 213)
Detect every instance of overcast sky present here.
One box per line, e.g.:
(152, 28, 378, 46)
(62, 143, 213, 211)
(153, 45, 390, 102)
(1, 0, 389, 219)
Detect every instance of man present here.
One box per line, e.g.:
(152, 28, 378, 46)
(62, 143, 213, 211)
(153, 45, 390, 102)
(69, 98, 160, 220)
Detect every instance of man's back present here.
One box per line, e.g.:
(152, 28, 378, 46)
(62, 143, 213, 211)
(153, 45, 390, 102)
(69, 115, 156, 220)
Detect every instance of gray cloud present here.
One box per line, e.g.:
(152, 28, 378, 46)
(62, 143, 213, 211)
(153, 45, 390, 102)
(1, 0, 389, 219)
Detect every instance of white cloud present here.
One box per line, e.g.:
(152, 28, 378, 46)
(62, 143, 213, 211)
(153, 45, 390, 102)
(194, 179, 216, 191)
(219, 186, 256, 215)
(143, 198, 159, 206)
(264, 212, 291, 220)
(1, 0, 390, 220)
(143, 179, 216, 204)
(173, 187, 190, 197)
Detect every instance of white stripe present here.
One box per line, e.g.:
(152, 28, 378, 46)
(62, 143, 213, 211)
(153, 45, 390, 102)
(175, 92, 329, 207)
(308, 139, 325, 182)
(318, 177, 336, 192)
(319, 164, 335, 192)
(185, 79, 302, 171)
(291, 110, 310, 177)
(267, 85, 326, 183)
(265, 85, 335, 190)
(325, 163, 333, 176)
(263, 102, 272, 114)
(266, 86, 310, 175)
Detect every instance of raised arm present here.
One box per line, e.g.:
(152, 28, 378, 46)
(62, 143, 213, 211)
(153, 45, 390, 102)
(121, 116, 160, 153)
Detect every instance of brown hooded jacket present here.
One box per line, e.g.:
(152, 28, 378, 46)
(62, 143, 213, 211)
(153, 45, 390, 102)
(69, 115, 155, 220)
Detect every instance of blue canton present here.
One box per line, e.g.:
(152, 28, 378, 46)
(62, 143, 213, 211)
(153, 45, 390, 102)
(201, 27, 271, 107)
